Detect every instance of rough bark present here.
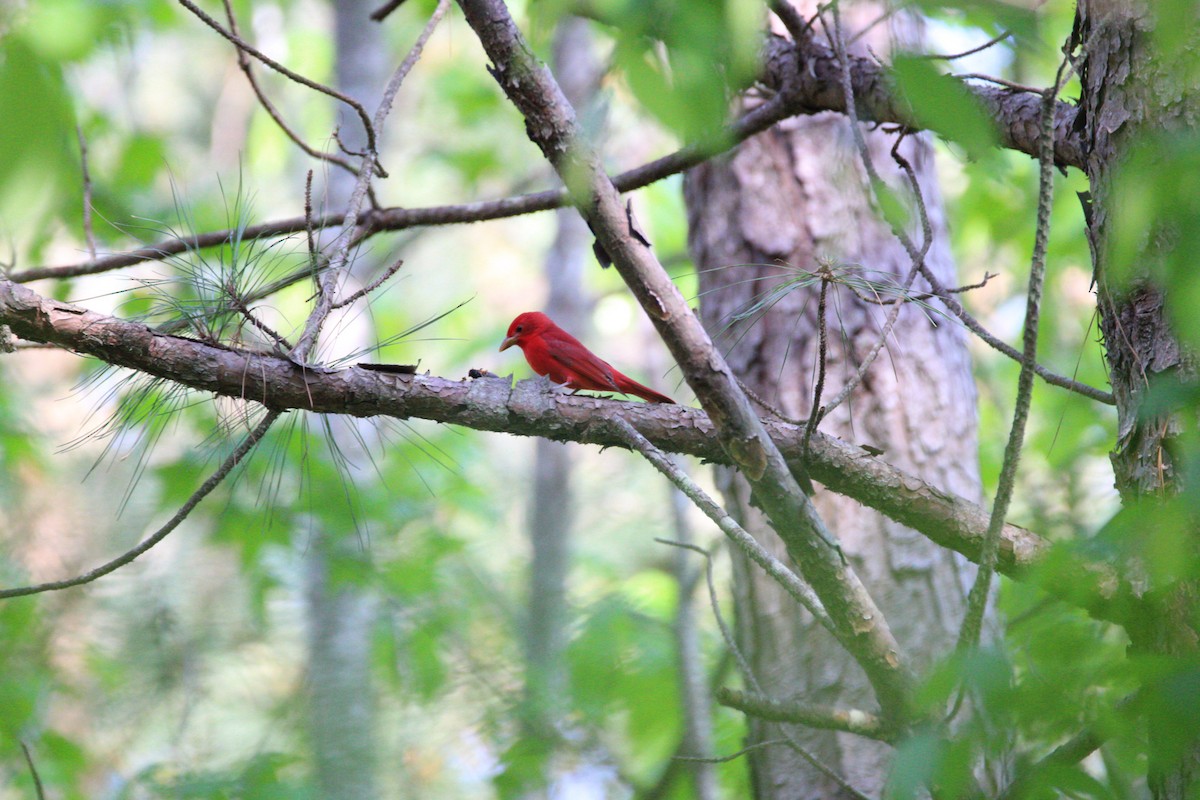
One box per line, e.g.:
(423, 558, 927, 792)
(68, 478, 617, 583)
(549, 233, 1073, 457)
(685, 8, 984, 796)
(1078, 2, 1200, 797)
(755, 34, 1087, 171)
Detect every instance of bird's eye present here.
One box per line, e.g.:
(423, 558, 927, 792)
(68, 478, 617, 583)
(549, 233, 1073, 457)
(515, 325, 523, 333)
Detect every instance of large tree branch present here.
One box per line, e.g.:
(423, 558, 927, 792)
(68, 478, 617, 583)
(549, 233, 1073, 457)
(760, 34, 1086, 170)
(0, 278, 1127, 619)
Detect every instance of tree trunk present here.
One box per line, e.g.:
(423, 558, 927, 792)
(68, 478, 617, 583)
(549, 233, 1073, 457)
(667, 470, 719, 800)
(303, 3, 384, 798)
(522, 17, 593, 742)
(1077, 3, 1200, 797)
(684, 9, 983, 797)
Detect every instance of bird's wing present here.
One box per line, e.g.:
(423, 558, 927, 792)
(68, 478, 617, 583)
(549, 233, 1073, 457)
(547, 347, 621, 392)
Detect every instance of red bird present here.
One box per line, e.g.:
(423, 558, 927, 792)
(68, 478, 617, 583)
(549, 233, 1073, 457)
(499, 311, 675, 404)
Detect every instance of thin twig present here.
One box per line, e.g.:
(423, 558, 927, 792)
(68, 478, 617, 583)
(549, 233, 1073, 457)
(715, 687, 891, 741)
(0, 411, 280, 599)
(177, 0, 380, 160)
(291, 0, 449, 362)
(220, 0, 371, 179)
(917, 266, 1113, 403)
(304, 170, 319, 276)
(331, 259, 404, 310)
(741, 378, 801, 424)
(803, 269, 830, 451)
(922, 29, 1012, 61)
(673, 739, 787, 764)
(332, 125, 367, 159)
(847, 271, 996, 305)
(618, 418, 834, 632)
(846, 4, 897, 46)
(654, 535, 869, 800)
(655, 537, 755, 697)
(371, 0, 408, 22)
(20, 742, 46, 800)
(665, 461, 718, 797)
(76, 126, 97, 260)
(812, 14, 930, 428)
(956, 29, 1084, 655)
(226, 288, 293, 351)
(956, 74, 1043, 94)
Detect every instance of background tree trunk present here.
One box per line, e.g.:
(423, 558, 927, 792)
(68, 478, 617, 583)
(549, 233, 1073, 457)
(303, 3, 384, 798)
(522, 14, 592, 747)
(684, 7, 984, 797)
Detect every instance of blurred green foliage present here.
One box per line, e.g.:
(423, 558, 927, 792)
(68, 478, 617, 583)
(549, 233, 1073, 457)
(891, 54, 998, 161)
(2, 0, 1199, 798)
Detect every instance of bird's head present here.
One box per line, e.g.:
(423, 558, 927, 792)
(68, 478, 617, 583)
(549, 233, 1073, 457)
(499, 311, 551, 352)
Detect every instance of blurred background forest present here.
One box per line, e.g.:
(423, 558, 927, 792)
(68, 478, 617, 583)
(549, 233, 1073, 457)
(0, 0, 1129, 797)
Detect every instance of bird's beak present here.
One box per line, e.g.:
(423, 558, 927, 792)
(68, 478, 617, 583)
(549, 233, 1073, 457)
(499, 335, 518, 352)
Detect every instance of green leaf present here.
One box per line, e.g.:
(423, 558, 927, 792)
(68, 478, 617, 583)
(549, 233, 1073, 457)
(891, 54, 999, 160)
(0, 36, 77, 248)
(887, 731, 942, 799)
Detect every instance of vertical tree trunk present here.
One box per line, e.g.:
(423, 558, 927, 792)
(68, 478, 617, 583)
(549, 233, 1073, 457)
(522, 18, 593, 735)
(303, 3, 384, 798)
(684, 9, 982, 797)
(1077, 3, 1200, 797)
(520, 19, 597, 797)
(667, 479, 719, 800)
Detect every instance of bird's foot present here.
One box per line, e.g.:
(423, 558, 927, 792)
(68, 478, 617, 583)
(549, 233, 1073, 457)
(538, 375, 574, 396)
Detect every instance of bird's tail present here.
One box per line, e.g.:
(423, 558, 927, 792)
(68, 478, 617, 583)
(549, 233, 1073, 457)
(613, 371, 675, 404)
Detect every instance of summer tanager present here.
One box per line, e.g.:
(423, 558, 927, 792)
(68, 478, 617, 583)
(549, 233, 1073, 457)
(499, 311, 675, 404)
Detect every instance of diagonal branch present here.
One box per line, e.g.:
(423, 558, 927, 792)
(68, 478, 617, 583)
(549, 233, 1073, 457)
(20, 742, 46, 800)
(454, 0, 915, 722)
(178, 0, 380, 160)
(612, 417, 834, 634)
(8, 93, 795, 285)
